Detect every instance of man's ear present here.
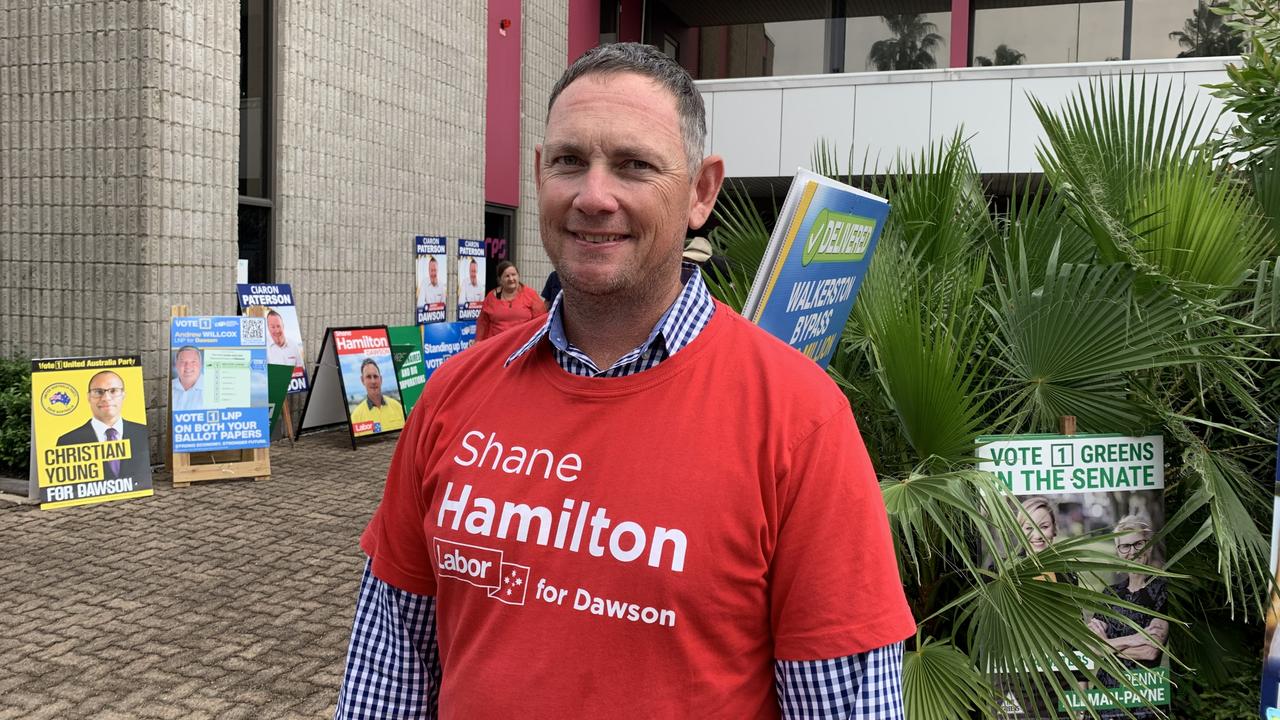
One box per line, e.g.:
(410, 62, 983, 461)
(534, 144, 544, 192)
(687, 155, 725, 230)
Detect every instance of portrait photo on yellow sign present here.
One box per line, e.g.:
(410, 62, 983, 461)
(30, 355, 154, 510)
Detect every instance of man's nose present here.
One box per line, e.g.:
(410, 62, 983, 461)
(572, 164, 620, 215)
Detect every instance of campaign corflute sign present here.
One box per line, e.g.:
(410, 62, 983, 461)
(170, 316, 271, 452)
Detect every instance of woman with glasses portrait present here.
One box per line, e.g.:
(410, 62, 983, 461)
(1086, 514, 1168, 719)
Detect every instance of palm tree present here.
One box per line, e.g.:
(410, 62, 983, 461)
(707, 76, 1279, 718)
(1169, 1, 1243, 57)
(867, 14, 945, 71)
(975, 44, 1026, 66)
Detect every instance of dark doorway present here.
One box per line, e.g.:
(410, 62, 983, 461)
(238, 203, 271, 283)
(484, 205, 516, 294)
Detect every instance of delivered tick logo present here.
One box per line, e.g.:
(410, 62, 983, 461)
(434, 538, 531, 606)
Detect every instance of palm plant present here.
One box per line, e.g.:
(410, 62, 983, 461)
(1210, 0, 1280, 168)
(975, 44, 1027, 67)
(706, 76, 1279, 718)
(868, 14, 945, 71)
(1170, 1, 1244, 58)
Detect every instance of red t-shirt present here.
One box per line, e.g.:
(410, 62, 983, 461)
(475, 284, 546, 341)
(361, 303, 914, 718)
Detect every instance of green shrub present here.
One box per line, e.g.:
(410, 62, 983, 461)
(0, 358, 31, 477)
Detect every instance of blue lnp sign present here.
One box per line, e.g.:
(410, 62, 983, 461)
(457, 239, 486, 321)
(169, 316, 270, 453)
(415, 235, 448, 324)
(422, 322, 470, 381)
(236, 283, 308, 393)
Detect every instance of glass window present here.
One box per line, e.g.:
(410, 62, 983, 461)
(847, 13, 952, 72)
(696, 23, 790, 78)
(239, 0, 269, 198)
(599, 0, 618, 45)
(1131, 0, 1243, 60)
(973, 2, 1123, 65)
(762, 20, 824, 76)
(239, 0, 271, 281)
(696, 12, 953, 80)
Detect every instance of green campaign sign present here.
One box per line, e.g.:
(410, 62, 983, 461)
(976, 434, 1164, 495)
(388, 325, 427, 415)
(267, 363, 293, 434)
(978, 432, 1170, 719)
(1059, 667, 1170, 711)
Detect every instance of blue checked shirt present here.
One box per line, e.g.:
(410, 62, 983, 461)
(336, 265, 906, 719)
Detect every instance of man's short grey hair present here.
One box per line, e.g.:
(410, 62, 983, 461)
(548, 42, 706, 173)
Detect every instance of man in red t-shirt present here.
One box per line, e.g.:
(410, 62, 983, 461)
(337, 43, 914, 719)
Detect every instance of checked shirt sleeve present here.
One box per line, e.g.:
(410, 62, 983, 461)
(775, 642, 905, 719)
(335, 560, 441, 719)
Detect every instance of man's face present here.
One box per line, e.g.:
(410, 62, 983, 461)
(469, 261, 478, 286)
(88, 372, 125, 426)
(429, 258, 439, 285)
(268, 314, 286, 347)
(362, 363, 382, 397)
(176, 350, 201, 389)
(535, 72, 723, 303)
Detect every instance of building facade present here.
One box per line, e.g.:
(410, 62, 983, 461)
(1, 0, 599, 454)
(0, 0, 1240, 454)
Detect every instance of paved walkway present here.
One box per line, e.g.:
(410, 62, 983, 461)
(0, 430, 393, 719)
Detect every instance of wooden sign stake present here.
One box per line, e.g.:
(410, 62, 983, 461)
(1059, 415, 1077, 436)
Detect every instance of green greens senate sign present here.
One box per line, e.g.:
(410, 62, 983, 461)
(977, 434, 1163, 495)
(977, 433, 1169, 718)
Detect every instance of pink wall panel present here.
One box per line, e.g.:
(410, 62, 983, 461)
(568, 0, 600, 63)
(951, 0, 971, 68)
(486, 0, 522, 207)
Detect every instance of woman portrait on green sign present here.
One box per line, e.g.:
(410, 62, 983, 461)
(1017, 495, 1078, 586)
(1087, 514, 1168, 719)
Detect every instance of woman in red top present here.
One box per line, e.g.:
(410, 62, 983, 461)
(475, 261, 548, 341)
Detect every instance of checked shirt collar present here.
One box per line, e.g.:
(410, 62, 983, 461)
(505, 262, 715, 378)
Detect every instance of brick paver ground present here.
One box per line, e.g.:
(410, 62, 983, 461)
(0, 430, 393, 719)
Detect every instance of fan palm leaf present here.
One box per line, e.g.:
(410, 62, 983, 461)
(879, 131, 994, 267)
(1032, 75, 1213, 271)
(1164, 427, 1271, 612)
(997, 179, 1097, 283)
(857, 237, 995, 462)
(950, 534, 1181, 719)
(904, 637, 998, 720)
(706, 181, 771, 311)
(986, 243, 1213, 433)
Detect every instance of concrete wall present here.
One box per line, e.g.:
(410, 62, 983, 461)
(2, 0, 493, 455)
(0, 0, 240, 456)
(514, 0, 568, 296)
(273, 0, 487, 351)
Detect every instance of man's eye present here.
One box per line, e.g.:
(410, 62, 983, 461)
(622, 159, 652, 171)
(553, 156, 583, 167)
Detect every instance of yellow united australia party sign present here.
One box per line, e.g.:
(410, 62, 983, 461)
(31, 356, 154, 510)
